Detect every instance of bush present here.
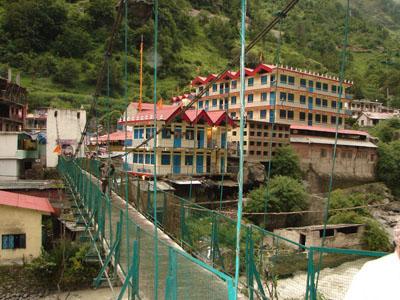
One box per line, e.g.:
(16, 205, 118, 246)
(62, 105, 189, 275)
(27, 241, 97, 290)
(52, 59, 80, 87)
(376, 141, 400, 196)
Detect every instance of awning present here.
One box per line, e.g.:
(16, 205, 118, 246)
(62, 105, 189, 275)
(167, 179, 202, 185)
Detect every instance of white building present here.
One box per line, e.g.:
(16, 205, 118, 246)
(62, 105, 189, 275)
(46, 108, 86, 167)
(0, 132, 38, 180)
(357, 112, 400, 127)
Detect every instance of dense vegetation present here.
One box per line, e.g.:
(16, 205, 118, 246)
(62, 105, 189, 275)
(0, 0, 399, 123)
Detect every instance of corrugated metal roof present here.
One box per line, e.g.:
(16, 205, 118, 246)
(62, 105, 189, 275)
(0, 190, 55, 214)
(290, 136, 377, 148)
(290, 124, 368, 136)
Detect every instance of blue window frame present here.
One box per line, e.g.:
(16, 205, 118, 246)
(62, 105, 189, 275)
(300, 79, 307, 87)
(138, 153, 144, 163)
(161, 153, 170, 165)
(332, 101, 337, 108)
(331, 116, 337, 124)
(198, 100, 203, 109)
(231, 96, 237, 105)
(316, 98, 321, 106)
(248, 78, 254, 87)
(231, 80, 237, 89)
(288, 76, 295, 85)
(260, 110, 267, 119)
(271, 75, 276, 84)
(288, 93, 294, 102)
(212, 99, 217, 107)
(162, 127, 171, 139)
(261, 75, 268, 85)
(185, 155, 193, 166)
(332, 85, 337, 93)
(261, 92, 267, 102)
(308, 80, 314, 87)
(316, 82, 322, 90)
(280, 74, 287, 84)
(205, 100, 209, 109)
(134, 128, 144, 139)
(323, 83, 328, 91)
(300, 95, 306, 104)
(212, 84, 217, 92)
(145, 154, 151, 164)
(133, 153, 138, 163)
(247, 111, 253, 119)
(2, 234, 25, 249)
(270, 92, 276, 105)
(247, 94, 254, 103)
(280, 92, 287, 101)
(146, 127, 154, 139)
(322, 99, 328, 107)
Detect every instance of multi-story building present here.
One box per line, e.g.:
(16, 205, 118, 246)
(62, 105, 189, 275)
(191, 64, 353, 128)
(350, 99, 383, 116)
(121, 103, 235, 176)
(0, 76, 27, 132)
(25, 108, 48, 132)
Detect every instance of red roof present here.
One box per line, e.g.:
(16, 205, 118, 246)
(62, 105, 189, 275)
(183, 110, 212, 125)
(206, 110, 236, 127)
(120, 106, 181, 124)
(0, 191, 55, 214)
(191, 63, 353, 86)
(98, 131, 132, 142)
(290, 125, 368, 137)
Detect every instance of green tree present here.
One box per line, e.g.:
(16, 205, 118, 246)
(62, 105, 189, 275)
(85, 0, 115, 30)
(53, 26, 93, 58)
(52, 59, 80, 87)
(3, 0, 67, 52)
(377, 140, 400, 196)
(369, 118, 400, 143)
(270, 146, 302, 180)
(245, 176, 308, 227)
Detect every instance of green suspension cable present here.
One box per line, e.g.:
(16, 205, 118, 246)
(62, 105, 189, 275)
(219, 89, 230, 210)
(152, 0, 159, 298)
(263, 18, 283, 227)
(123, 1, 131, 295)
(188, 98, 200, 201)
(234, 0, 247, 296)
(315, 0, 350, 289)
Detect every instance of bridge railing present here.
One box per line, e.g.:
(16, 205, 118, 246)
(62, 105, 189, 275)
(59, 157, 235, 300)
(76, 158, 389, 300)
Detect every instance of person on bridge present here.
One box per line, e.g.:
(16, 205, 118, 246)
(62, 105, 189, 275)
(344, 222, 400, 300)
(99, 162, 115, 194)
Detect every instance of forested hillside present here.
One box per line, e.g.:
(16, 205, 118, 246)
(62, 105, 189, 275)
(0, 0, 399, 122)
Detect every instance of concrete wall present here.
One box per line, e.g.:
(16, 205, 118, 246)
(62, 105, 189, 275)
(0, 160, 20, 180)
(0, 205, 43, 264)
(291, 143, 376, 180)
(46, 109, 86, 167)
(0, 133, 18, 158)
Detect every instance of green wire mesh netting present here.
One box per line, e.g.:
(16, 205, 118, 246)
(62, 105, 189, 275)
(75, 158, 389, 300)
(59, 158, 234, 300)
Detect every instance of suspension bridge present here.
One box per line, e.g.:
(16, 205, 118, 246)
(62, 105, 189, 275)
(55, 0, 388, 299)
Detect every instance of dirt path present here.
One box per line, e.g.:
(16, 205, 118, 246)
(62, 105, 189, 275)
(40, 287, 126, 300)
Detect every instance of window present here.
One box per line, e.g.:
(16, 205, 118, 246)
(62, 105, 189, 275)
(198, 101, 203, 109)
(315, 114, 321, 123)
(231, 112, 237, 118)
(232, 130, 237, 136)
(212, 84, 217, 92)
(250, 141, 255, 146)
(270, 75, 276, 84)
(300, 95, 306, 104)
(205, 100, 209, 109)
(250, 131, 255, 136)
(185, 155, 193, 166)
(288, 93, 294, 102)
(261, 92, 267, 102)
(161, 153, 170, 165)
(288, 76, 295, 85)
(247, 94, 254, 103)
(146, 127, 154, 139)
(257, 132, 262, 137)
(308, 80, 314, 88)
(145, 154, 152, 164)
(260, 110, 267, 119)
(280, 74, 287, 84)
(134, 128, 144, 139)
(279, 110, 287, 119)
(322, 99, 328, 107)
(339, 117, 343, 125)
(331, 116, 337, 124)
(288, 111, 294, 120)
(231, 96, 237, 105)
(138, 153, 144, 164)
(316, 82, 322, 90)
(248, 78, 254, 87)
(77, 112, 80, 119)
(247, 111, 253, 119)
(300, 79, 307, 87)
(231, 80, 237, 89)
(316, 98, 321, 106)
(162, 127, 171, 139)
(261, 75, 268, 85)
(2, 234, 26, 249)
(185, 128, 194, 140)
(212, 99, 217, 107)
(332, 85, 337, 93)
(331, 101, 337, 108)
(322, 115, 328, 123)
(280, 92, 287, 101)
(323, 83, 328, 91)
(300, 112, 306, 121)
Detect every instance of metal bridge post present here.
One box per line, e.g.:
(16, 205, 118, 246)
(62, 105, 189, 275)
(164, 247, 177, 300)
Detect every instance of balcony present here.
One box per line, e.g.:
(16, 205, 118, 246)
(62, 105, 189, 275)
(16, 150, 38, 159)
